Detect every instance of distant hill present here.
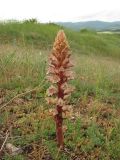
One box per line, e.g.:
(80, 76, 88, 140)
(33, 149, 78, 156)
(57, 21, 120, 31)
(0, 21, 120, 59)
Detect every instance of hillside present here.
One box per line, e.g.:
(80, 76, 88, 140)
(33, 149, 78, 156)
(57, 21, 120, 31)
(0, 21, 120, 59)
(0, 21, 120, 160)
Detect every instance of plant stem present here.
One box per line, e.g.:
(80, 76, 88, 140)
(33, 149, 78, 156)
(55, 106, 64, 148)
(55, 77, 64, 148)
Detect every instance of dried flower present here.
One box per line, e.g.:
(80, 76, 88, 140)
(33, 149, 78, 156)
(47, 75, 60, 83)
(64, 85, 75, 94)
(57, 98, 64, 106)
(52, 109, 58, 116)
(48, 108, 58, 116)
(46, 85, 57, 96)
(64, 70, 75, 80)
(62, 105, 72, 112)
(45, 97, 57, 105)
(63, 94, 71, 100)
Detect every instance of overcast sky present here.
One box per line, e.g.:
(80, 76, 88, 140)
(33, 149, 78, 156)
(0, 0, 120, 22)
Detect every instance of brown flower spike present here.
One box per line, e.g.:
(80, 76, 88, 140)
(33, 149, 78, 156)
(46, 30, 74, 148)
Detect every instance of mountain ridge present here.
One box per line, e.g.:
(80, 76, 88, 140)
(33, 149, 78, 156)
(57, 20, 120, 31)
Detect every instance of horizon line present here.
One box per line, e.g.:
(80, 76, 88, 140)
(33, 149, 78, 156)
(0, 19, 120, 23)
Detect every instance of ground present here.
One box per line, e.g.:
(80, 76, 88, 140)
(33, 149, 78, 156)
(0, 22, 120, 160)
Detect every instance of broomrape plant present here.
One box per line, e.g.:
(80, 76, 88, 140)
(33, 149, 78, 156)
(46, 30, 75, 148)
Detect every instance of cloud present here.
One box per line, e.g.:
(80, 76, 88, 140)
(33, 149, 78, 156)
(74, 10, 120, 22)
(0, 0, 120, 22)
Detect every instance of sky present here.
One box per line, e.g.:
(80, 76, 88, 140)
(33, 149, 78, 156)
(0, 0, 120, 22)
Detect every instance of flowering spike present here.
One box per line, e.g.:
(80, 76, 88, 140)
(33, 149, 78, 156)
(46, 30, 75, 148)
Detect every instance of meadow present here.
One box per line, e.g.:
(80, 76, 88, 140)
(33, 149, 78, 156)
(0, 21, 120, 160)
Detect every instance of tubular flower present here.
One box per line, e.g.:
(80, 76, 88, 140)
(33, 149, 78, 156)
(46, 85, 57, 96)
(46, 30, 75, 148)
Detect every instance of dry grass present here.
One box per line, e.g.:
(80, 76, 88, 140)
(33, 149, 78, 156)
(0, 31, 120, 159)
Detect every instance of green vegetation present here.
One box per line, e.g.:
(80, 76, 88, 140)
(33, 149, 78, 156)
(0, 21, 120, 58)
(0, 21, 120, 160)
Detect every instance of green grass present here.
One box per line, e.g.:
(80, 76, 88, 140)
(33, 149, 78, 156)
(0, 21, 120, 160)
(0, 21, 120, 58)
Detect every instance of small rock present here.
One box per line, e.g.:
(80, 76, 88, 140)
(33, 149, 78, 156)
(70, 116, 76, 122)
(6, 143, 23, 156)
